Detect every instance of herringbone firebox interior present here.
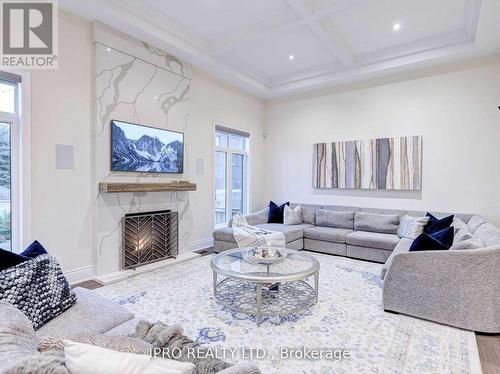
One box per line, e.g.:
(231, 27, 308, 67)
(122, 210, 178, 269)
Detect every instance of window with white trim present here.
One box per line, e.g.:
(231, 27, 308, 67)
(0, 73, 21, 252)
(214, 126, 249, 226)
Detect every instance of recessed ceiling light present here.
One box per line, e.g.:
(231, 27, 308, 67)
(106, 47, 111, 52)
(289, 54, 295, 60)
(393, 23, 401, 31)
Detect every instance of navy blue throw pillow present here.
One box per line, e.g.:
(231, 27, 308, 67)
(0, 241, 48, 271)
(20, 240, 48, 258)
(0, 248, 28, 271)
(267, 201, 290, 223)
(410, 227, 454, 252)
(424, 213, 454, 234)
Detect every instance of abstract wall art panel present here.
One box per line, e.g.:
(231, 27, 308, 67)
(313, 135, 422, 190)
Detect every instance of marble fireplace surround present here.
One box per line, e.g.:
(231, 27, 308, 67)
(93, 23, 198, 278)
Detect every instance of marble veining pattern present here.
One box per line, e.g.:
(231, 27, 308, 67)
(96, 253, 480, 374)
(94, 40, 192, 274)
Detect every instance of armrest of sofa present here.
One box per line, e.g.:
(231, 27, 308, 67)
(228, 208, 269, 227)
(383, 246, 500, 332)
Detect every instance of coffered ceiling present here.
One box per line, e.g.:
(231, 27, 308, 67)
(59, 0, 500, 99)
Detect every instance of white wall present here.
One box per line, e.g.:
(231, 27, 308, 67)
(31, 11, 94, 274)
(265, 62, 500, 226)
(29, 12, 265, 278)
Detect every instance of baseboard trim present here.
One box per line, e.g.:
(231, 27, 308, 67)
(64, 237, 212, 286)
(65, 265, 96, 285)
(188, 237, 214, 251)
(93, 250, 201, 285)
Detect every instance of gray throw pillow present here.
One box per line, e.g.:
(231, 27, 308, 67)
(467, 215, 488, 233)
(315, 209, 354, 229)
(453, 228, 474, 243)
(354, 212, 400, 234)
(397, 215, 429, 239)
(450, 238, 483, 250)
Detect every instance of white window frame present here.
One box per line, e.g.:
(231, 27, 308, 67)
(0, 70, 31, 252)
(213, 123, 250, 228)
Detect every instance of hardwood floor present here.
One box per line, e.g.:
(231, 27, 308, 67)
(72, 280, 102, 290)
(477, 334, 500, 374)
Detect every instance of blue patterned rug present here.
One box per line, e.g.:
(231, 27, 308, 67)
(96, 252, 481, 374)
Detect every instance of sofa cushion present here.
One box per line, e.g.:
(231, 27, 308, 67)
(0, 301, 39, 373)
(255, 223, 313, 243)
(228, 208, 268, 227)
(315, 209, 354, 229)
(213, 227, 236, 243)
(303, 226, 353, 243)
(35, 288, 134, 340)
(450, 238, 483, 250)
(467, 215, 488, 233)
(381, 238, 413, 279)
(292, 204, 321, 225)
(346, 231, 400, 250)
(354, 212, 400, 234)
(474, 222, 500, 247)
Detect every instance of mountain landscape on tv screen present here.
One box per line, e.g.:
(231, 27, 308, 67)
(111, 122, 183, 173)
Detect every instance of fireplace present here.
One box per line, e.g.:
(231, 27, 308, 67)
(122, 210, 178, 269)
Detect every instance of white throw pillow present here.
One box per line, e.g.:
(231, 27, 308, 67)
(64, 340, 194, 374)
(284, 205, 303, 225)
(397, 215, 430, 239)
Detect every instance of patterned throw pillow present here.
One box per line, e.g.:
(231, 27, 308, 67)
(0, 254, 77, 330)
(397, 215, 430, 239)
(284, 205, 303, 225)
(38, 334, 152, 355)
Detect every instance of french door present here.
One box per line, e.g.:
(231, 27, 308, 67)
(214, 128, 249, 226)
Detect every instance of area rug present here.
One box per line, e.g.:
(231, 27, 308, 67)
(95, 252, 481, 374)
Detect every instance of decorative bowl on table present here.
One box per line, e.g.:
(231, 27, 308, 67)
(243, 247, 286, 264)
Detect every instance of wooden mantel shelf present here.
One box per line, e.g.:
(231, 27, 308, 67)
(99, 182, 197, 193)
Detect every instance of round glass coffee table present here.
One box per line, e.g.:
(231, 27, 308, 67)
(210, 247, 320, 326)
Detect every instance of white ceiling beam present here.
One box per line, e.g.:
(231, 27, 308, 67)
(212, 12, 303, 56)
(464, 0, 483, 39)
(311, 0, 367, 20)
(284, 0, 354, 67)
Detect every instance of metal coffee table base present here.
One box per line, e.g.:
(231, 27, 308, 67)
(213, 272, 319, 326)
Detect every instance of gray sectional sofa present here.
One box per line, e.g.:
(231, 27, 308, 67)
(213, 203, 500, 333)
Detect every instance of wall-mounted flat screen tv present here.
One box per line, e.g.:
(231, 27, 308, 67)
(111, 120, 184, 173)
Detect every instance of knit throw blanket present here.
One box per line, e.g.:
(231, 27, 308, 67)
(231, 214, 285, 248)
(133, 320, 231, 373)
